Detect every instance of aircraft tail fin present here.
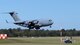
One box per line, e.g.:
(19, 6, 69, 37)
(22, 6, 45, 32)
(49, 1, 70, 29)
(9, 12, 21, 21)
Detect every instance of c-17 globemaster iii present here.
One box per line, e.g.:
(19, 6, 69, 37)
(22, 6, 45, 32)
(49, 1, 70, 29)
(5, 11, 53, 30)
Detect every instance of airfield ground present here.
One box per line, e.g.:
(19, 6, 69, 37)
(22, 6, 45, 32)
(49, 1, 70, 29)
(0, 37, 80, 45)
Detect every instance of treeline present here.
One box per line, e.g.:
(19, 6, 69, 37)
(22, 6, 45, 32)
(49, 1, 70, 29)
(0, 28, 80, 37)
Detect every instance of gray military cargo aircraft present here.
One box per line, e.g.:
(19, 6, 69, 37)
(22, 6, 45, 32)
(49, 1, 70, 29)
(5, 11, 53, 29)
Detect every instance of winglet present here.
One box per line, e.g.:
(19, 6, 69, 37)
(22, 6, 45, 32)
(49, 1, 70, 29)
(6, 20, 8, 23)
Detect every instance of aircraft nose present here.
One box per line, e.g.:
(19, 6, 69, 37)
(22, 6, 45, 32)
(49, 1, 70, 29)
(49, 19, 53, 25)
(50, 22, 53, 25)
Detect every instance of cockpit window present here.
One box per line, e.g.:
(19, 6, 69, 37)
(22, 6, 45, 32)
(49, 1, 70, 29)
(49, 19, 52, 21)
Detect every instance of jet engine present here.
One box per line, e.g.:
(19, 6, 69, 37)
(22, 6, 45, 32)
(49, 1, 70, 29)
(24, 20, 40, 29)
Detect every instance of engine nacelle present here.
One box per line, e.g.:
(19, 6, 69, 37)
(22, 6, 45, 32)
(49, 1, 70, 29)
(25, 20, 39, 29)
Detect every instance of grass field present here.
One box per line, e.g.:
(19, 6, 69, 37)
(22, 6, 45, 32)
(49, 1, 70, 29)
(0, 37, 80, 45)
